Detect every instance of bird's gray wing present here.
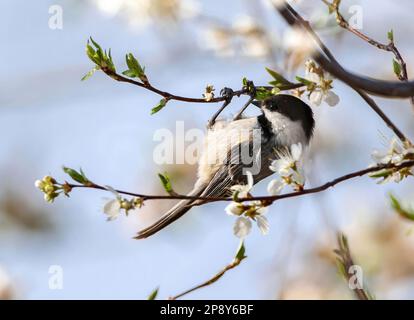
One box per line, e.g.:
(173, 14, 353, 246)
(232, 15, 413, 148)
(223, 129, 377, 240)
(199, 138, 278, 199)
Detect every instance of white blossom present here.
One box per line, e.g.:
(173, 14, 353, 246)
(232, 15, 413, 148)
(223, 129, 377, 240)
(34, 175, 59, 203)
(270, 143, 303, 176)
(255, 215, 269, 235)
(230, 200, 269, 238)
(309, 90, 324, 106)
(324, 90, 340, 106)
(291, 166, 306, 186)
(203, 84, 215, 101)
(230, 171, 254, 198)
(233, 217, 252, 238)
(254, 202, 268, 217)
(225, 202, 244, 216)
(269, 143, 306, 188)
(283, 28, 315, 58)
(34, 180, 42, 188)
(103, 199, 121, 221)
(92, 0, 199, 30)
(304, 59, 340, 107)
(371, 137, 405, 164)
(203, 27, 234, 57)
(370, 136, 414, 184)
(267, 179, 285, 196)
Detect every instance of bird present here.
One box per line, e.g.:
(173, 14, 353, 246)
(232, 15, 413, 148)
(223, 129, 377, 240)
(136, 94, 315, 239)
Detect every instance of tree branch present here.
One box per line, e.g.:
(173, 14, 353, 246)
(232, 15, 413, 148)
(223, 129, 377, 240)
(274, 2, 414, 98)
(65, 160, 414, 204)
(321, 0, 414, 105)
(275, 2, 411, 144)
(102, 67, 304, 104)
(169, 241, 247, 300)
(335, 233, 373, 300)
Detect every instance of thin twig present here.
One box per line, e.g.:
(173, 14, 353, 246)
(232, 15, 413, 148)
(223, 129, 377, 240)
(66, 160, 414, 204)
(335, 233, 373, 300)
(102, 67, 303, 104)
(169, 242, 247, 300)
(355, 88, 408, 143)
(275, 2, 411, 144)
(274, 2, 414, 98)
(321, 0, 414, 105)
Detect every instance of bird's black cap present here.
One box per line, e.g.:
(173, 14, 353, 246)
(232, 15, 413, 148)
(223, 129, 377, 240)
(261, 94, 315, 140)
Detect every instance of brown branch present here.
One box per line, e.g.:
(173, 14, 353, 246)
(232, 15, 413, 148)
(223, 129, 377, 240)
(354, 88, 408, 143)
(321, 0, 413, 105)
(102, 67, 304, 104)
(335, 233, 373, 300)
(169, 242, 247, 300)
(275, 2, 411, 144)
(274, 2, 414, 98)
(65, 160, 414, 204)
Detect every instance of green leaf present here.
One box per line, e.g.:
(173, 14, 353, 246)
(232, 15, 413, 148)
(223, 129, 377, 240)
(295, 76, 315, 86)
(106, 48, 116, 72)
(234, 240, 247, 261)
(368, 169, 392, 179)
(85, 38, 116, 72)
(121, 69, 137, 77)
(81, 66, 99, 81)
(158, 172, 173, 193)
(147, 287, 159, 300)
(390, 193, 414, 221)
(255, 87, 273, 101)
(393, 59, 402, 77)
(89, 37, 104, 62)
(123, 53, 145, 80)
(151, 99, 167, 115)
(89, 37, 102, 53)
(63, 167, 89, 185)
(271, 87, 281, 95)
(338, 233, 349, 251)
(266, 67, 292, 86)
(335, 257, 347, 278)
(387, 29, 394, 42)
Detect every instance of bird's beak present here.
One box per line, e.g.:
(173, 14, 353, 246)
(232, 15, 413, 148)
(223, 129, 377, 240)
(251, 100, 262, 108)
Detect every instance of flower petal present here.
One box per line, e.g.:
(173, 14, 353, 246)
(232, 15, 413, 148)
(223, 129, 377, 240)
(270, 158, 292, 176)
(256, 215, 269, 235)
(292, 167, 306, 185)
(104, 185, 121, 200)
(255, 205, 268, 215)
(267, 179, 284, 195)
(233, 217, 252, 238)
(309, 90, 323, 106)
(324, 90, 340, 107)
(225, 202, 244, 216)
(103, 199, 121, 221)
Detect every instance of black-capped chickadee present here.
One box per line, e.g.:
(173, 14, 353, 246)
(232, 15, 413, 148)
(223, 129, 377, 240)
(136, 94, 314, 239)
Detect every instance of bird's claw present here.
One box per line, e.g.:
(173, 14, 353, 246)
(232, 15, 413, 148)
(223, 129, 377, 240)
(220, 87, 234, 102)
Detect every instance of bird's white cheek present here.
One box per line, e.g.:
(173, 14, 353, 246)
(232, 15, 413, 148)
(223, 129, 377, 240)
(265, 110, 308, 147)
(275, 120, 308, 147)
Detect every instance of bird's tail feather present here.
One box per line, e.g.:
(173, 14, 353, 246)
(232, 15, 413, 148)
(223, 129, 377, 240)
(135, 185, 205, 239)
